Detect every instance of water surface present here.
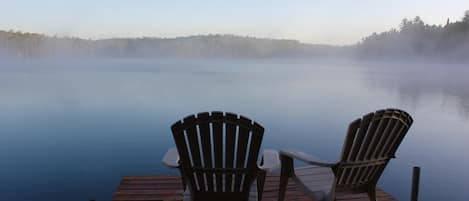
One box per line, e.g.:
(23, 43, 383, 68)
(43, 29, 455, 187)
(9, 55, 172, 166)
(1, 59, 468, 201)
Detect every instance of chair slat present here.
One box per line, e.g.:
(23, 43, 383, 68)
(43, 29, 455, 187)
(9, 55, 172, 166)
(225, 113, 237, 168)
(349, 167, 360, 186)
(350, 166, 364, 185)
(183, 115, 205, 191)
(375, 112, 401, 158)
(225, 113, 237, 192)
(366, 164, 385, 184)
(171, 121, 198, 193)
(380, 123, 404, 158)
(335, 167, 344, 184)
(171, 121, 191, 168)
(237, 116, 252, 169)
(374, 110, 405, 158)
(388, 110, 413, 157)
(348, 113, 374, 161)
(246, 132, 263, 169)
(356, 110, 384, 161)
(340, 119, 361, 161)
(363, 111, 390, 160)
(388, 125, 411, 157)
(211, 111, 224, 192)
(234, 116, 251, 191)
(344, 168, 353, 185)
(197, 112, 213, 192)
(197, 113, 212, 168)
(362, 165, 378, 184)
(358, 165, 373, 183)
(370, 117, 395, 159)
(184, 115, 202, 167)
(338, 167, 349, 185)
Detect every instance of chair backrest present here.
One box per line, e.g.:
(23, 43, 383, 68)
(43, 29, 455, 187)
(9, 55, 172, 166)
(333, 109, 413, 192)
(171, 111, 265, 201)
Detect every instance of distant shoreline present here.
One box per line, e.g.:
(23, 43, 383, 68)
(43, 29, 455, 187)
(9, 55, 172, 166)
(1, 11, 468, 63)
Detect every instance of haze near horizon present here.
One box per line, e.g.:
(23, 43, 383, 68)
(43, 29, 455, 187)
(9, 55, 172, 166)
(2, 0, 469, 45)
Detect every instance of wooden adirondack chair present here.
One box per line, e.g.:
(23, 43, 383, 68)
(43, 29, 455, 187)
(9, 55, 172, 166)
(163, 111, 280, 201)
(278, 109, 413, 201)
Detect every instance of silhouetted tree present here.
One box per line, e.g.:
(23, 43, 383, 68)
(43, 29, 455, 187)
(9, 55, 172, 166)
(357, 10, 469, 62)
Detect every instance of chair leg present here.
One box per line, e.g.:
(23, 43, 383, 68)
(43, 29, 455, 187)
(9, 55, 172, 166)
(179, 169, 187, 191)
(278, 155, 294, 201)
(367, 187, 377, 201)
(257, 171, 266, 201)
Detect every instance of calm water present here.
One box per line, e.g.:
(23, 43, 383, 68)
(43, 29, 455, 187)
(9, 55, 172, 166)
(1, 59, 468, 201)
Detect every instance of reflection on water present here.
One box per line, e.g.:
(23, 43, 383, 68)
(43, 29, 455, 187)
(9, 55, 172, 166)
(0, 59, 467, 201)
(362, 62, 469, 119)
(359, 62, 469, 201)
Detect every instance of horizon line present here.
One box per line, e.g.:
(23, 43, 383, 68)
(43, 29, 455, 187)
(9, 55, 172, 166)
(1, 28, 358, 47)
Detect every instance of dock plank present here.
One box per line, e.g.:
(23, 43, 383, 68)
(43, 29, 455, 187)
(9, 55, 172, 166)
(113, 172, 397, 201)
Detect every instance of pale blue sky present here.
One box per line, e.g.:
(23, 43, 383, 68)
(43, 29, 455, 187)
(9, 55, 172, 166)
(1, 0, 469, 44)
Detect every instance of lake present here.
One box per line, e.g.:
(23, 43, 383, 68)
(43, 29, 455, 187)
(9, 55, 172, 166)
(1, 59, 468, 201)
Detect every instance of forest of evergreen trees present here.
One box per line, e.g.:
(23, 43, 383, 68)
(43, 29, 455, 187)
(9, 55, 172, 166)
(1, 11, 468, 62)
(0, 31, 341, 59)
(356, 10, 469, 62)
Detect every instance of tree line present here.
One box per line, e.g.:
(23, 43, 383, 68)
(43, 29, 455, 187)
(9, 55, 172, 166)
(0, 32, 341, 59)
(1, 10, 468, 61)
(356, 10, 469, 62)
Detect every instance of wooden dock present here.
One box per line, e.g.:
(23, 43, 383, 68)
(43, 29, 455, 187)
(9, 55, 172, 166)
(113, 172, 397, 201)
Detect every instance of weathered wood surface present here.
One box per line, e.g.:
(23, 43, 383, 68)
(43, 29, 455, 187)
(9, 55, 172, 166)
(113, 172, 397, 201)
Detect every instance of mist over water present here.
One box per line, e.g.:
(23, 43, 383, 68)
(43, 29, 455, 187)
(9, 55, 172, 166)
(0, 58, 468, 201)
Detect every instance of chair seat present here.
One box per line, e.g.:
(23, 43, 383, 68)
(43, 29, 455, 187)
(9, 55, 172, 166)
(294, 166, 335, 201)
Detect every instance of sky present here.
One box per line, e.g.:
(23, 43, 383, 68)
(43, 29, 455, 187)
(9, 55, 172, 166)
(1, 0, 469, 45)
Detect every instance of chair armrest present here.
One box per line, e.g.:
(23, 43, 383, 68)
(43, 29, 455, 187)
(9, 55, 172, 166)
(259, 149, 280, 172)
(280, 149, 337, 167)
(162, 147, 180, 168)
